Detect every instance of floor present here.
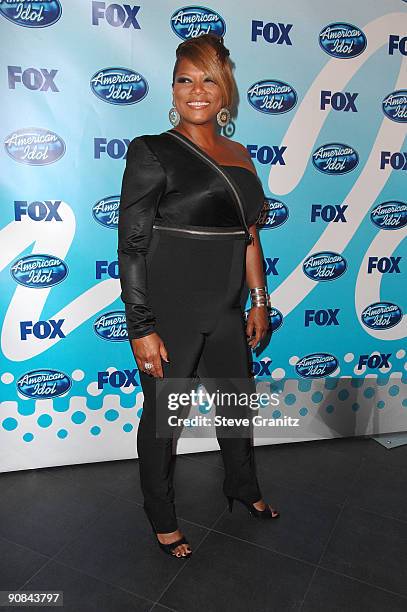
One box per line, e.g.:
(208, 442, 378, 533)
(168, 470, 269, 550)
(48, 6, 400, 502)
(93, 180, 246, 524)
(1, 436, 407, 611)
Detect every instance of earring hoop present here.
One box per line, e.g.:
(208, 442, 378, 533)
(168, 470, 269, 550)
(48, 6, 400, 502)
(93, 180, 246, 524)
(169, 106, 180, 127)
(216, 107, 230, 127)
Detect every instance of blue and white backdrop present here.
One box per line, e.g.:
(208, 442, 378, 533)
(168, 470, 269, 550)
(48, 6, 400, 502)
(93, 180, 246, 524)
(1, 0, 406, 472)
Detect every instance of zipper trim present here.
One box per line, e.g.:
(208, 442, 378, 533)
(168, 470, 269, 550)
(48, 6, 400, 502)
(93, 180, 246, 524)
(165, 131, 254, 244)
(153, 224, 245, 236)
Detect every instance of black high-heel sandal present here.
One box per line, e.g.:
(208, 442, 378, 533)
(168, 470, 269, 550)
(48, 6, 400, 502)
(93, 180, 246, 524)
(227, 495, 280, 519)
(144, 511, 192, 558)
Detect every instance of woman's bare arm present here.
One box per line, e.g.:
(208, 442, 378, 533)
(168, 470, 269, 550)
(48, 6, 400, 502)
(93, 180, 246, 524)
(245, 223, 270, 349)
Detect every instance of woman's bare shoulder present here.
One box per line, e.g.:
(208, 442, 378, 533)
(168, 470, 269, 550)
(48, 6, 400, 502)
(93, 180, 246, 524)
(220, 135, 256, 170)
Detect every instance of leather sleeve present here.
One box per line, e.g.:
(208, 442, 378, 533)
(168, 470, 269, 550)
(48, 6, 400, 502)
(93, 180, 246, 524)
(117, 136, 166, 340)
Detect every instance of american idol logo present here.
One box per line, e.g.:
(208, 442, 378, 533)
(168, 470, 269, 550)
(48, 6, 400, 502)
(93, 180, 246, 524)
(10, 254, 68, 288)
(92, 196, 119, 229)
(4, 127, 65, 165)
(94, 310, 128, 341)
(269, 307, 283, 332)
(90, 67, 148, 105)
(247, 79, 297, 115)
(295, 353, 339, 379)
(0, 0, 62, 28)
(382, 90, 407, 123)
(370, 201, 407, 230)
(361, 302, 403, 330)
(303, 251, 347, 281)
(319, 23, 367, 58)
(312, 143, 358, 175)
(258, 198, 289, 229)
(170, 6, 225, 40)
(17, 369, 71, 399)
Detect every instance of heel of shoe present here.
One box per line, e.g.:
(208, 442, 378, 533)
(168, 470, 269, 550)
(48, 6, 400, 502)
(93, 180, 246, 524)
(226, 495, 280, 519)
(226, 494, 252, 516)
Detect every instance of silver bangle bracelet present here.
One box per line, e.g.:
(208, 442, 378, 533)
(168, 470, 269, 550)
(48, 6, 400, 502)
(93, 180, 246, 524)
(250, 285, 267, 294)
(250, 286, 269, 306)
(249, 286, 270, 308)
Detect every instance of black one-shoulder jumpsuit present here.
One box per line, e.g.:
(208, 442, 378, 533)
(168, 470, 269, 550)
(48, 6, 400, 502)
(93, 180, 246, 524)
(118, 130, 266, 532)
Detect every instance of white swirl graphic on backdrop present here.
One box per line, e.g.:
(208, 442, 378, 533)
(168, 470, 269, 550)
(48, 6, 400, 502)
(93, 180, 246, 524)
(268, 12, 407, 340)
(0, 203, 118, 361)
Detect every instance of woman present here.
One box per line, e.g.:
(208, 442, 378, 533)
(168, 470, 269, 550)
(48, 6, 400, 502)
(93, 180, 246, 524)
(118, 33, 279, 559)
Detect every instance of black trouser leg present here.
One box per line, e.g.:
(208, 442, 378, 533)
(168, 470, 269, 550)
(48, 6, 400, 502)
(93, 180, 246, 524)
(136, 319, 205, 533)
(196, 307, 263, 504)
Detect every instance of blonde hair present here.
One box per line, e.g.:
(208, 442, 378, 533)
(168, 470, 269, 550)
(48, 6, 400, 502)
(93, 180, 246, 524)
(172, 33, 237, 114)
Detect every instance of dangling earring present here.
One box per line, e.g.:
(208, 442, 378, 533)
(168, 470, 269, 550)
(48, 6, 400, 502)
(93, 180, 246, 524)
(216, 107, 230, 127)
(169, 99, 180, 127)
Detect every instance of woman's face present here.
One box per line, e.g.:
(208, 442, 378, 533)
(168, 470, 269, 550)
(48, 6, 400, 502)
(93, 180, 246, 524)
(172, 57, 223, 126)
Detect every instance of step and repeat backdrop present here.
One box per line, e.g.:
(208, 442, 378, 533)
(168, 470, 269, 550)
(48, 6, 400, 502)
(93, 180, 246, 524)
(1, 0, 406, 472)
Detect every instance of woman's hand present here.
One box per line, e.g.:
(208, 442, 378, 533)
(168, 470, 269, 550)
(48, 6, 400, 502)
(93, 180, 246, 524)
(246, 306, 271, 349)
(131, 332, 169, 378)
